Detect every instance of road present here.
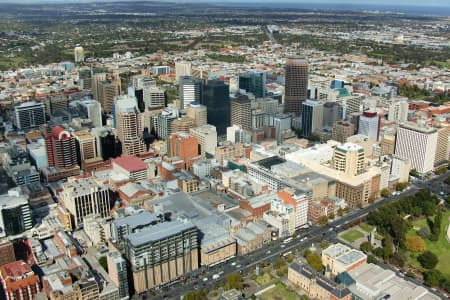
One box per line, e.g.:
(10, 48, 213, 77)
(149, 171, 450, 300)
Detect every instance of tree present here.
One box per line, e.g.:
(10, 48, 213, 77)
(441, 279, 450, 293)
(98, 256, 108, 272)
(328, 212, 335, 220)
(423, 269, 443, 287)
(382, 235, 394, 260)
(303, 248, 312, 258)
(381, 188, 391, 198)
(367, 255, 378, 264)
(337, 208, 344, 217)
(274, 257, 286, 270)
(410, 169, 419, 177)
(417, 226, 431, 239)
(396, 182, 408, 191)
(318, 216, 328, 225)
(225, 273, 243, 290)
(418, 251, 438, 269)
(404, 236, 426, 252)
(368, 195, 376, 204)
(306, 253, 323, 272)
(431, 207, 442, 239)
(320, 240, 330, 249)
(360, 241, 373, 253)
(389, 253, 405, 268)
(184, 290, 208, 300)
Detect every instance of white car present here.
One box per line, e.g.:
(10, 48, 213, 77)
(203, 277, 208, 282)
(231, 262, 236, 266)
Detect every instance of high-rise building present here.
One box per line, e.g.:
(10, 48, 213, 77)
(99, 80, 121, 114)
(201, 80, 230, 135)
(114, 95, 146, 156)
(332, 120, 355, 143)
(132, 75, 154, 90)
(231, 94, 252, 130)
(268, 113, 292, 144)
(168, 132, 199, 161)
(14, 101, 46, 130)
(190, 125, 218, 156)
(358, 111, 380, 141)
(60, 176, 111, 229)
(388, 100, 408, 123)
(91, 73, 107, 101)
(333, 143, 365, 176)
(0, 190, 32, 237)
(434, 124, 450, 169)
(45, 126, 78, 169)
(284, 57, 308, 116)
(91, 127, 121, 160)
(185, 102, 207, 127)
(175, 61, 192, 81)
(78, 67, 92, 90)
(124, 220, 199, 293)
(107, 250, 129, 299)
(238, 71, 266, 98)
(72, 130, 98, 166)
(179, 76, 202, 109)
(157, 107, 179, 140)
(170, 116, 196, 133)
(301, 99, 323, 138)
(0, 260, 40, 300)
(323, 102, 344, 128)
(143, 86, 166, 109)
(395, 122, 438, 174)
(74, 45, 84, 63)
(72, 98, 102, 127)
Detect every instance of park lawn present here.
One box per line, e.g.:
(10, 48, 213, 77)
(261, 282, 299, 300)
(406, 210, 450, 276)
(360, 222, 374, 233)
(255, 273, 273, 286)
(341, 229, 365, 243)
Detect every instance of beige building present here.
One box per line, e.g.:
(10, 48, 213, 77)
(332, 120, 355, 143)
(215, 144, 246, 165)
(98, 80, 120, 114)
(434, 124, 450, 169)
(72, 130, 98, 163)
(170, 116, 196, 133)
(190, 125, 218, 156)
(333, 143, 365, 176)
(322, 243, 367, 276)
(186, 103, 207, 127)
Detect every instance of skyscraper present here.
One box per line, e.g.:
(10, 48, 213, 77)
(99, 80, 121, 114)
(45, 126, 78, 169)
(114, 95, 146, 156)
(284, 57, 308, 116)
(332, 120, 355, 143)
(358, 111, 380, 141)
(175, 61, 192, 81)
(301, 99, 323, 138)
(168, 132, 199, 161)
(0, 190, 32, 237)
(179, 76, 202, 109)
(231, 94, 252, 130)
(239, 71, 266, 98)
(74, 45, 84, 63)
(333, 143, 365, 176)
(14, 101, 46, 130)
(91, 73, 107, 101)
(143, 86, 166, 109)
(186, 102, 207, 127)
(201, 80, 230, 135)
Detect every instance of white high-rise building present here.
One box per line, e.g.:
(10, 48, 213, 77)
(388, 100, 408, 123)
(74, 45, 84, 63)
(77, 99, 102, 127)
(14, 101, 46, 130)
(143, 86, 166, 109)
(175, 61, 192, 81)
(179, 76, 202, 109)
(358, 111, 380, 141)
(190, 125, 218, 156)
(395, 122, 438, 174)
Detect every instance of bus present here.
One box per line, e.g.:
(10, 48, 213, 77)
(283, 237, 293, 244)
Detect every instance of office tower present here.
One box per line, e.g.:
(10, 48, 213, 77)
(332, 120, 355, 143)
(333, 143, 365, 176)
(268, 113, 292, 144)
(132, 75, 155, 90)
(179, 76, 202, 109)
(76, 98, 102, 127)
(74, 45, 84, 63)
(107, 251, 129, 299)
(171, 116, 196, 133)
(301, 99, 324, 138)
(434, 124, 450, 169)
(284, 57, 308, 116)
(78, 67, 92, 90)
(157, 108, 178, 140)
(0, 190, 32, 237)
(190, 125, 218, 156)
(201, 80, 230, 135)
(14, 101, 46, 130)
(99, 80, 121, 114)
(45, 126, 78, 169)
(114, 95, 146, 156)
(143, 86, 166, 109)
(323, 102, 344, 128)
(92, 73, 107, 101)
(358, 111, 380, 141)
(226, 125, 251, 144)
(60, 176, 111, 229)
(231, 94, 252, 130)
(0, 260, 40, 300)
(72, 131, 98, 166)
(239, 71, 266, 98)
(92, 127, 121, 160)
(44, 94, 67, 115)
(388, 100, 409, 123)
(395, 122, 438, 174)
(168, 132, 199, 160)
(175, 61, 192, 81)
(186, 102, 207, 127)
(124, 220, 199, 293)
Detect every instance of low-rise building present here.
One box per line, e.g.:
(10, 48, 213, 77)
(322, 243, 367, 276)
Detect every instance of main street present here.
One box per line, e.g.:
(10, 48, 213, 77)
(150, 172, 449, 300)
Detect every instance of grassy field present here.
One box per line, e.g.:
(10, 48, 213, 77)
(341, 229, 365, 243)
(261, 282, 299, 300)
(359, 222, 374, 233)
(406, 210, 450, 276)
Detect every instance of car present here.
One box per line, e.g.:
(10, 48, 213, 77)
(267, 250, 271, 254)
(212, 274, 220, 280)
(202, 277, 208, 282)
(281, 244, 285, 248)
(231, 262, 236, 266)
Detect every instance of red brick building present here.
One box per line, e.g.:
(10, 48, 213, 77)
(0, 260, 40, 300)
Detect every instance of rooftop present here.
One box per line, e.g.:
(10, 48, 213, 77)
(112, 155, 147, 173)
